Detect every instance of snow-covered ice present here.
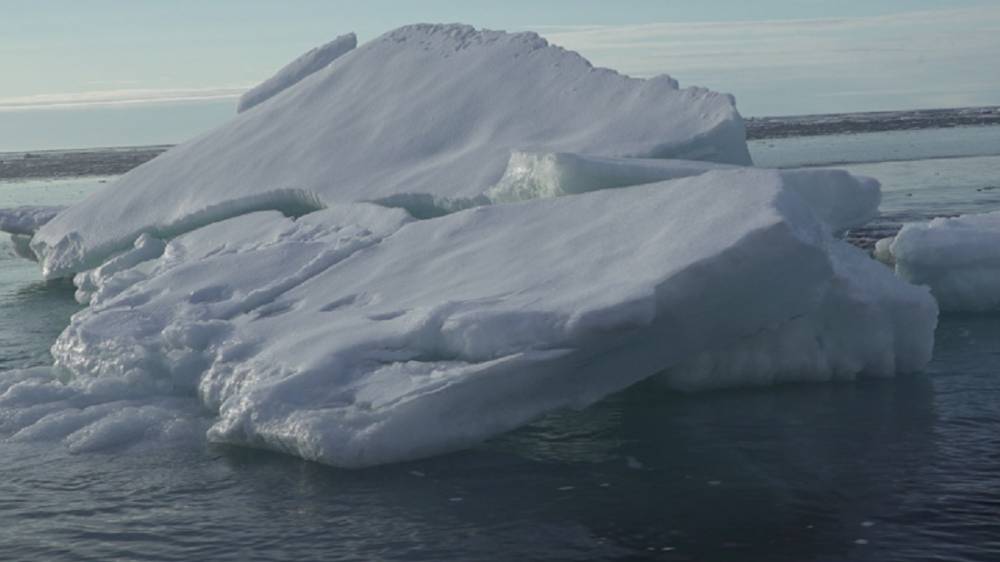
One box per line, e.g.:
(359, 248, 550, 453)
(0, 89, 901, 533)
(876, 212, 1000, 312)
(0, 24, 938, 466)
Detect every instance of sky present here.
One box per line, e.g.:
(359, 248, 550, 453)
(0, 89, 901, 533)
(2, 0, 999, 149)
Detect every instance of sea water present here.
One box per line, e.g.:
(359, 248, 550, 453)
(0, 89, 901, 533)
(0, 128, 998, 561)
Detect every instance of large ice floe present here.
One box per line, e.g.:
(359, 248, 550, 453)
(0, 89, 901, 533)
(0, 24, 937, 467)
(875, 211, 1000, 312)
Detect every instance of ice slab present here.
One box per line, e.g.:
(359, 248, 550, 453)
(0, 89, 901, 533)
(50, 170, 935, 467)
(878, 211, 1000, 312)
(486, 153, 879, 233)
(32, 24, 750, 279)
(0, 206, 65, 236)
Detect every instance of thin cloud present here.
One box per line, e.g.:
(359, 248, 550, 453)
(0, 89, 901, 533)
(536, 6, 1000, 114)
(0, 86, 251, 111)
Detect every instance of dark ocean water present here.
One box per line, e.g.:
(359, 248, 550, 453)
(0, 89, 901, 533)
(0, 126, 999, 561)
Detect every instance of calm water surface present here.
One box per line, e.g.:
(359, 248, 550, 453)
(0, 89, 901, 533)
(1, 127, 999, 561)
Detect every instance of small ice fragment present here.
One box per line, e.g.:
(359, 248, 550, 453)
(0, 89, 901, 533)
(626, 456, 644, 470)
(557, 486, 575, 491)
(861, 521, 875, 528)
(707, 480, 722, 486)
(599, 482, 610, 488)
(448, 497, 463, 502)
(854, 539, 869, 545)
(661, 547, 675, 552)
(409, 470, 426, 477)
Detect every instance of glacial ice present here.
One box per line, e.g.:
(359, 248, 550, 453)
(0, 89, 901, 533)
(876, 212, 1000, 312)
(0, 25, 939, 466)
(237, 33, 357, 113)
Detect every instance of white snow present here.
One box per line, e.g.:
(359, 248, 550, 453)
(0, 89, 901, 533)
(237, 33, 357, 113)
(1, 24, 939, 467)
(31, 24, 750, 279)
(878, 211, 1000, 311)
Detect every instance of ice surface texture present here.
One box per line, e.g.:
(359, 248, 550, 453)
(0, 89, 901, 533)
(2, 25, 937, 466)
(878, 212, 1000, 311)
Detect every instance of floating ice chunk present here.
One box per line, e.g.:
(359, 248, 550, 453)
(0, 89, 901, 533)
(0, 206, 65, 260)
(237, 33, 357, 113)
(0, 205, 64, 236)
(51, 170, 935, 467)
(32, 24, 750, 279)
(880, 211, 1000, 312)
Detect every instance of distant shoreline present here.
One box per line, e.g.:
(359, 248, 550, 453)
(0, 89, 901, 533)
(2, 106, 999, 180)
(745, 105, 1000, 139)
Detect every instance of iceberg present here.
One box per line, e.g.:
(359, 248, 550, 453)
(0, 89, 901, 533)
(1, 25, 938, 466)
(876, 211, 1000, 312)
(49, 170, 935, 467)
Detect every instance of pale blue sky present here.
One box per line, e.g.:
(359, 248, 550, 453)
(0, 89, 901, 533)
(2, 0, 999, 150)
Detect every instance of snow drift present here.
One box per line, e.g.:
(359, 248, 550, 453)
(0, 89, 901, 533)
(876, 212, 1000, 312)
(0, 24, 938, 466)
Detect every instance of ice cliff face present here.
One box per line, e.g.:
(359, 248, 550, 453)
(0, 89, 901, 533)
(0, 24, 939, 467)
